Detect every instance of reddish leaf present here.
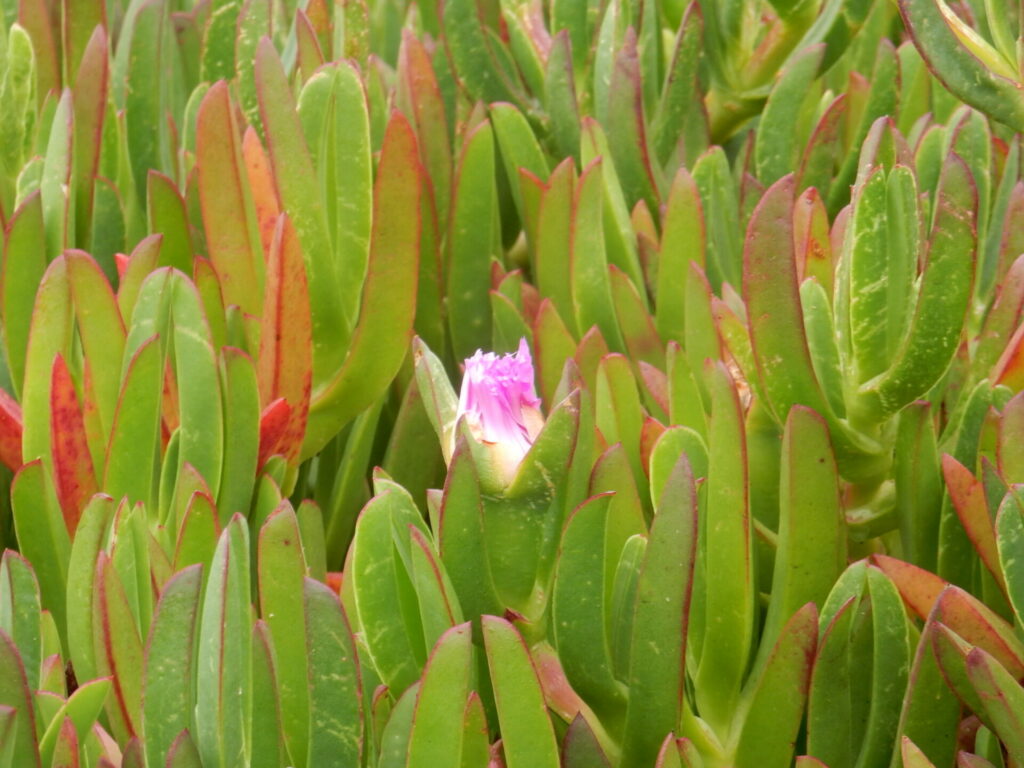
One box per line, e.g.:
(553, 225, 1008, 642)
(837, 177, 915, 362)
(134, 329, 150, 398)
(0, 389, 23, 471)
(639, 361, 670, 416)
(161, 361, 180, 442)
(50, 354, 97, 535)
(241, 127, 280, 257)
(640, 417, 666, 478)
(993, 321, 1024, 390)
(935, 586, 1024, 679)
(71, 27, 109, 246)
(792, 187, 833, 292)
(257, 215, 312, 463)
(397, 29, 452, 229)
(196, 81, 265, 317)
(257, 397, 291, 469)
(872, 554, 948, 620)
(295, 9, 325, 80)
(942, 454, 1006, 594)
(18, 0, 60, 102)
(50, 716, 79, 768)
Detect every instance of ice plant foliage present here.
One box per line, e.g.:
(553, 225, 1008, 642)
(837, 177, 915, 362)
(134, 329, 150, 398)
(456, 338, 544, 484)
(3, 0, 1024, 766)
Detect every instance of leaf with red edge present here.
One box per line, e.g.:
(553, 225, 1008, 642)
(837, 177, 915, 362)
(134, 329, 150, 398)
(66, 249, 125, 443)
(1, 193, 47, 399)
(257, 215, 312, 464)
(256, 39, 345, 382)
(50, 354, 97, 536)
(397, 29, 451, 230)
(92, 553, 143, 743)
(0, 631, 39, 767)
(871, 554, 948, 620)
(295, 10, 325, 80)
(0, 390, 22, 472)
(49, 716, 79, 768)
(993, 321, 1024, 390)
(639, 362, 669, 416)
(975, 254, 1024, 377)
(942, 454, 1006, 593)
(241, 127, 280, 256)
(744, 174, 830, 423)
(792, 187, 834, 293)
(609, 265, 663, 370)
(18, 0, 59, 103)
(733, 604, 819, 768)
(965, 646, 1024, 761)
(532, 299, 576, 408)
(606, 28, 659, 215)
(934, 585, 1024, 678)
(639, 417, 666, 479)
(196, 81, 265, 318)
(71, 26, 108, 250)
(302, 110, 420, 457)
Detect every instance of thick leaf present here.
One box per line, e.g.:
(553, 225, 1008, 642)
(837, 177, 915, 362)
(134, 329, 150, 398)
(898, 0, 1024, 132)
(733, 604, 818, 768)
(620, 456, 697, 767)
(303, 111, 420, 457)
(11, 461, 70, 639)
(304, 577, 362, 767)
(447, 120, 495, 361)
(258, 505, 309, 768)
(0, 630, 39, 767)
(406, 622, 473, 768)
(142, 565, 202, 768)
(196, 82, 265, 317)
(694, 362, 753, 731)
(92, 553, 143, 742)
(482, 616, 559, 768)
(859, 153, 976, 417)
(195, 516, 251, 768)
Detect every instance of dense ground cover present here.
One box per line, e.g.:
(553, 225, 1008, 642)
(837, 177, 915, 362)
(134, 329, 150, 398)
(0, 0, 1022, 765)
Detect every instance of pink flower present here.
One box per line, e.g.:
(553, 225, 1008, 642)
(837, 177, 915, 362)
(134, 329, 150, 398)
(456, 338, 544, 483)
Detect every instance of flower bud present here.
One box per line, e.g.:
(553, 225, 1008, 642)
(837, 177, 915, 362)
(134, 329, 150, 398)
(456, 338, 544, 485)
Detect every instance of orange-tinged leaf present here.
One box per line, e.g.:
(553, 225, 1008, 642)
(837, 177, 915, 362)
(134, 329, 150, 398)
(871, 554, 949, 620)
(161, 362, 180, 439)
(241, 127, 280, 257)
(295, 9, 325, 81)
(50, 354, 97, 535)
(942, 454, 1007, 594)
(993, 321, 1024, 391)
(71, 27, 109, 248)
(0, 388, 22, 471)
(793, 187, 833, 291)
(935, 585, 1024, 678)
(18, 0, 60, 103)
(257, 215, 312, 464)
(640, 417, 666, 478)
(639, 361, 670, 416)
(196, 81, 265, 317)
(397, 29, 452, 229)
